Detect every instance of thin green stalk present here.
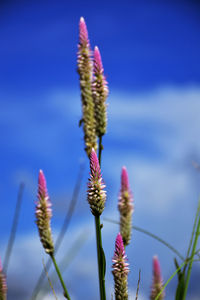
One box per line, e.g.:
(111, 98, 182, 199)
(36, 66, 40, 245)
(50, 254, 71, 300)
(182, 215, 200, 300)
(3, 183, 24, 274)
(104, 218, 184, 261)
(40, 230, 89, 298)
(98, 135, 103, 166)
(94, 135, 106, 300)
(183, 200, 200, 273)
(95, 215, 106, 300)
(42, 259, 58, 300)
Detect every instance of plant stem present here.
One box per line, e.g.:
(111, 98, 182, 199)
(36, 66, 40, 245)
(182, 215, 200, 300)
(95, 135, 106, 300)
(3, 183, 24, 274)
(50, 254, 71, 300)
(183, 199, 200, 273)
(98, 135, 103, 166)
(95, 215, 106, 300)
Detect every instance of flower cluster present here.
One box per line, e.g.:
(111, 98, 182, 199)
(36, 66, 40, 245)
(35, 170, 54, 255)
(87, 149, 106, 216)
(118, 167, 134, 246)
(112, 233, 129, 300)
(77, 17, 108, 156)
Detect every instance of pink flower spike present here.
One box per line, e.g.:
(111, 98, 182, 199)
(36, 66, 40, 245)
(150, 256, 165, 300)
(79, 17, 89, 46)
(38, 169, 47, 199)
(153, 256, 161, 279)
(87, 149, 106, 216)
(121, 166, 130, 192)
(112, 233, 129, 300)
(118, 166, 134, 247)
(36, 170, 54, 255)
(94, 46, 104, 74)
(90, 148, 101, 179)
(113, 233, 127, 264)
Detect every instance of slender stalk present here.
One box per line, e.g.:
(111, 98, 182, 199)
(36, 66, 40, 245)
(183, 199, 200, 273)
(42, 259, 58, 300)
(98, 135, 103, 166)
(40, 230, 89, 298)
(3, 183, 24, 274)
(50, 254, 71, 300)
(95, 215, 106, 300)
(104, 218, 184, 261)
(135, 269, 141, 300)
(182, 215, 200, 300)
(95, 135, 106, 300)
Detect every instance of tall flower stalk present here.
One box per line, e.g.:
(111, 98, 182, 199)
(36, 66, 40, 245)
(112, 233, 129, 300)
(88, 149, 106, 300)
(0, 260, 7, 300)
(77, 17, 97, 156)
(35, 170, 71, 300)
(150, 256, 165, 300)
(118, 167, 134, 247)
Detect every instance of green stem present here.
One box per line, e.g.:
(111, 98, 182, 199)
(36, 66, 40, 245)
(3, 183, 24, 274)
(183, 199, 200, 273)
(182, 215, 200, 300)
(50, 254, 71, 300)
(98, 135, 103, 166)
(95, 215, 106, 300)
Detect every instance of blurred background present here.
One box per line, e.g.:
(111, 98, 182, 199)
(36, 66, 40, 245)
(0, 0, 200, 299)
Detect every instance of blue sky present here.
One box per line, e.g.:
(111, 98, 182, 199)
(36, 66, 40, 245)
(0, 0, 200, 299)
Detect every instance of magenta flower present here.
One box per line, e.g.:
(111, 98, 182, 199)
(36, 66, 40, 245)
(87, 149, 106, 216)
(150, 256, 165, 300)
(112, 233, 129, 300)
(92, 46, 108, 137)
(35, 170, 54, 255)
(0, 259, 7, 300)
(77, 17, 97, 156)
(118, 166, 134, 246)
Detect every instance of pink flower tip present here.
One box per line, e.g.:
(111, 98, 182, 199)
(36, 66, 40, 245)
(90, 148, 101, 178)
(121, 166, 130, 191)
(153, 255, 161, 278)
(79, 16, 88, 45)
(38, 169, 47, 198)
(115, 232, 125, 255)
(94, 46, 103, 73)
